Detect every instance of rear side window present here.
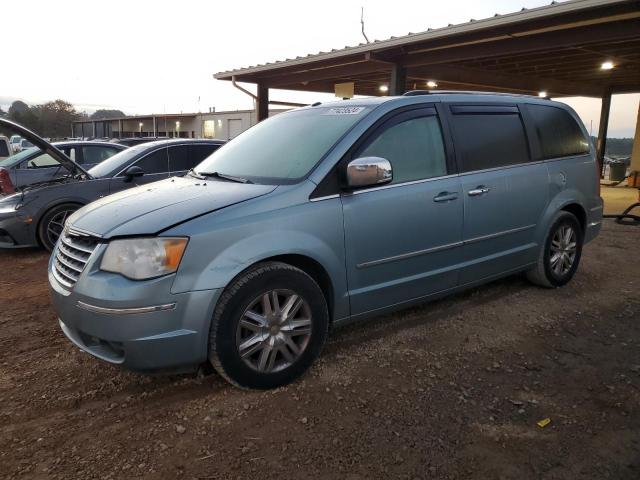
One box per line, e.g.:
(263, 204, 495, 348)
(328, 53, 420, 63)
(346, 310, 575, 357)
(133, 147, 168, 175)
(450, 107, 529, 172)
(528, 104, 590, 158)
(359, 115, 447, 184)
(0, 142, 9, 157)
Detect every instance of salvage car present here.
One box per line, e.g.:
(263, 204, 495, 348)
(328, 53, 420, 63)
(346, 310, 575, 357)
(0, 118, 223, 250)
(48, 93, 603, 389)
(0, 141, 126, 189)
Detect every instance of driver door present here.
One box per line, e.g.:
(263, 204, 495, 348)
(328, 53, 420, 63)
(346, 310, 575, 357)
(341, 107, 464, 316)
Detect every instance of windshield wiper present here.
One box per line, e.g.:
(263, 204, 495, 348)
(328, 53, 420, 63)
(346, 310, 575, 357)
(196, 171, 253, 184)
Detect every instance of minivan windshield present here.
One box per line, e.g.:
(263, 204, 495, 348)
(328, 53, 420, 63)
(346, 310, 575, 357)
(194, 106, 370, 184)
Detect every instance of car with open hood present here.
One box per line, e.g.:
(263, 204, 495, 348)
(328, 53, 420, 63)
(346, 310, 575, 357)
(0, 140, 126, 189)
(48, 93, 603, 390)
(0, 118, 224, 250)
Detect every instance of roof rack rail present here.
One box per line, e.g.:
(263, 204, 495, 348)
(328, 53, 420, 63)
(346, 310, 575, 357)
(402, 90, 542, 98)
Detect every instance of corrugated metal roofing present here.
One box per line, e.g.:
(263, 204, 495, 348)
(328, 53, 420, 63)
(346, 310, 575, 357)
(214, 0, 628, 79)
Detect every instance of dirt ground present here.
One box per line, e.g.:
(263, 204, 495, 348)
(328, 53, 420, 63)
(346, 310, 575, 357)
(0, 220, 638, 480)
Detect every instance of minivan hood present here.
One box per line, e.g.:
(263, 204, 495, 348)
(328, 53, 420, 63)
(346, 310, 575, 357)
(68, 176, 276, 238)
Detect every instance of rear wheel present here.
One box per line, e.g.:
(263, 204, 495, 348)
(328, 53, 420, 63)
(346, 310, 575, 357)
(209, 262, 329, 389)
(526, 211, 583, 288)
(38, 203, 79, 251)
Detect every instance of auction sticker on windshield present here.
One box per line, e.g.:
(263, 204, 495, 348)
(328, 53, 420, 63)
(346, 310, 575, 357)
(323, 107, 365, 115)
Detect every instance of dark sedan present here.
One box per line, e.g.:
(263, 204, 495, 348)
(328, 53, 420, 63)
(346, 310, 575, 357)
(0, 119, 224, 250)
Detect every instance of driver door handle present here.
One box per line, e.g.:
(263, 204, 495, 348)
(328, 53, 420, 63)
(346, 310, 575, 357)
(468, 186, 490, 196)
(433, 191, 459, 203)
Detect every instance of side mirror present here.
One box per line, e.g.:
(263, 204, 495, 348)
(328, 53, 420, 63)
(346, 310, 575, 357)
(345, 156, 392, 189)
(123, 165, 144, 182)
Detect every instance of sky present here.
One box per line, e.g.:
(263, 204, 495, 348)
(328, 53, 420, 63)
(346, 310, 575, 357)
(2, 0, 638, 137)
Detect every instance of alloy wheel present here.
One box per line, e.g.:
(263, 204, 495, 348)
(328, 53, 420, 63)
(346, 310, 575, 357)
(549, 224, 577, 276)
(235, 289, 312, 373)
(46, 209, 74, 247)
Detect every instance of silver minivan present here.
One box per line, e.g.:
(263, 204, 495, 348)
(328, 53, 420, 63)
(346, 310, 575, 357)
(49, 92, 603, 389)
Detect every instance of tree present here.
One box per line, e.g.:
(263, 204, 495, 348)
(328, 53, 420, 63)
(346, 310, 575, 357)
(8, 100, 38, 131)
(32, 99, 82, 138)
(90, 109, 125, 120)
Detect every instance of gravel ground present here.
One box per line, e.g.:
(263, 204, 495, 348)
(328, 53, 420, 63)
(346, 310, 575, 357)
(0, 220, 638, 480)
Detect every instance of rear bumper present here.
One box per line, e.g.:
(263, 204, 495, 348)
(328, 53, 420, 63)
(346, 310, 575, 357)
(585, 197, 604, 244)
(49, 263, 222, 372)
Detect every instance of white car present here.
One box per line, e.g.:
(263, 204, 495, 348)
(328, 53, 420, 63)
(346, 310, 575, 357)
(0, 136, 11, 160)
(9, 135, 22, 153)
(17, 138, 34, 152)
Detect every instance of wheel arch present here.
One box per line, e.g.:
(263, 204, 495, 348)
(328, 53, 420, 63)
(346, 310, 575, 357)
(262, 254, 335, 323)
(217, 254, 337, 324)
(35, 200, 86, 247)
(559, 202, 587, 233)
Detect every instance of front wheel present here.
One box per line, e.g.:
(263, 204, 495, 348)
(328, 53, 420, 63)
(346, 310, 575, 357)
(37, 203, 80, 252)
(527, 211, 584, 288)
(209, 262, 329, 389)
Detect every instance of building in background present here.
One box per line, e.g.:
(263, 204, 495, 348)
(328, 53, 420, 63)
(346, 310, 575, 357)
(71, 109, 286, 141)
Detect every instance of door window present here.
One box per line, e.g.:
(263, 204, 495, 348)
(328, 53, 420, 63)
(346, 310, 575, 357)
(22, 153, 60, 169)
(168, 145, 190, 172)
(82, 145, 119, 165)
(450, 109, 529, 172)
(358, 115, 447, 184)
(527, 104, 590, 158)
(130, 148, 169, 175)
(189, 144, 219, 168)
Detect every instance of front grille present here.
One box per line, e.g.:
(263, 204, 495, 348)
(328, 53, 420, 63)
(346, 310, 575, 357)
(53, 230, 100, 289)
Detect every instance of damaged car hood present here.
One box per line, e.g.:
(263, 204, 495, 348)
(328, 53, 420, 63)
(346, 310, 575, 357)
(67, 176, 276, 238)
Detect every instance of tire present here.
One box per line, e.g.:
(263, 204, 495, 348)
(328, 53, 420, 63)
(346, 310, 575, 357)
(209, 261, 329, 389)
(37, 203, 80, 252)
(526, 211, 584, 288)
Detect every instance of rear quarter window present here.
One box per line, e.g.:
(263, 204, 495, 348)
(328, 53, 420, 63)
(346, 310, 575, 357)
(449, 107, 530, 172)
(527, 104, 590, 159)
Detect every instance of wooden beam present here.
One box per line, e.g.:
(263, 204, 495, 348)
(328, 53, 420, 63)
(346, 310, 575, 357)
(256, 84, 269, 122)
(261, 60, 391, 88)
(596, 91, 612, 177)
(408, 64, 604, 97)
(399, 20, 640, 68)
(390, 64, 407, 95)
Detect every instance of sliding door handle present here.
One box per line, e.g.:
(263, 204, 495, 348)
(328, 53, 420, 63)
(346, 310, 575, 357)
(433, 191, 459, 203)
(468, 186, 490, 196)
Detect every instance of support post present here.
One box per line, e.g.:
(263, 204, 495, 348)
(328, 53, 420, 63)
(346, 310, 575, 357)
(596, 91, 612, 178)
(256, 84, 269, 122)
(153, 116, 157, 137)
(630, 102, 640, 177)
(390, 64, 407, 96)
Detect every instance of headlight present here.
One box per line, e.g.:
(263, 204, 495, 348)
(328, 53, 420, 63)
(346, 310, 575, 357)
(101, 237, 188, 280)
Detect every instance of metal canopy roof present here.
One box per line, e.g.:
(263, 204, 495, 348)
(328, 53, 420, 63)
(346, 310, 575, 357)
(214, 0, 640, 98)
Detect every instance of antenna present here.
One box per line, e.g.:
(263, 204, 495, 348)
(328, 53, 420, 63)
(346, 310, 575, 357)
(361, 7, 370, 44)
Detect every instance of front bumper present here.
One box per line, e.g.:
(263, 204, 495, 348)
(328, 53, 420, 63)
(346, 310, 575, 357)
(49, 255, 221, 372)
(0, 208, 37, 248)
